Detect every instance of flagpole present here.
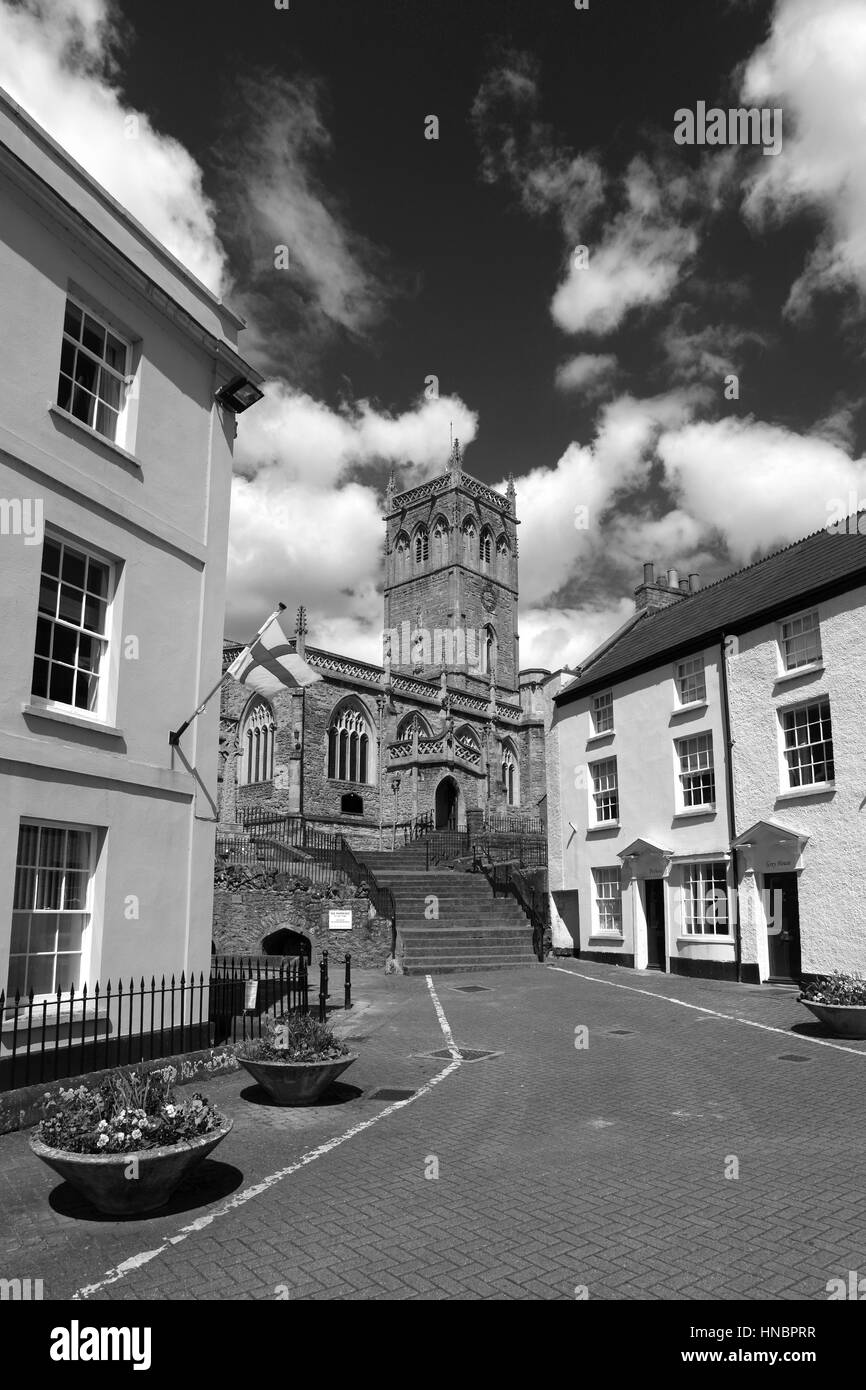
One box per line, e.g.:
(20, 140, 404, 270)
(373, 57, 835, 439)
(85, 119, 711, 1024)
(168, 603, 287, 747)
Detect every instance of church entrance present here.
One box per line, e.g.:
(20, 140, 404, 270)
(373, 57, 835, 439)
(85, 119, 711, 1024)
(435, 776, 460, 830)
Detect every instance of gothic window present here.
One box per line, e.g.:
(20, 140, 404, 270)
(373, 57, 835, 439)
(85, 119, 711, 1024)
(393, 532, 410, 578)
(461, 518, 476, 563)
(479, 528, 493, 567)
(414, 526, 429, 564)
(481, 624, 497, 676)
(327, 703, 373, 784)
(455, 725, 480, 760)
(241, 699, 276, 786)
(396, 711, 431, 741)
(501, 743, 519, 807)
(496, 535, 509, 573)
(432, 517, 449, 566)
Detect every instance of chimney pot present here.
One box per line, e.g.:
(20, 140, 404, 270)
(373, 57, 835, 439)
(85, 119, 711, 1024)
(668, 568, 679, 590)
(658, 573, 668, 588)
(688, 572, 700, 593)
(642, 562, 654, 584)
(679, 578, 689, 593)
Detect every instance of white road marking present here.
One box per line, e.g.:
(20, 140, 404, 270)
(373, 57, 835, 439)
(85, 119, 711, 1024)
(73, 978, 462, 1300)
(548, 965, 866, 1057)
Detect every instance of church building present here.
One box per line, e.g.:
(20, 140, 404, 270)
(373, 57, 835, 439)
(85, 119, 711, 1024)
(219, 445, 549, 845)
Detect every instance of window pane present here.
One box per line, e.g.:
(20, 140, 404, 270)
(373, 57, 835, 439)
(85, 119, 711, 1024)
(82, 595, 107, 635)
(48, 664, 74, 705)
(98, 368, 123, 412)
(10, 914, 30, 953)
(27, 954, 55, 998)
(74, 669, 99, 710)
(60, 339, 75, 377)
(95, 401, 119, 440)
(61, 548, 86, 588)
(13, 864, 36, 911)
(42, 541, 61, 577)
(71, 385, 96, 427)
(38, 578, 58, 616)
(73, 352, 98, 393)
(58, 585, 84, 626)
(85, 558, 110, 599)
(31, 657, 49, 698)
(51, 623, 78, 664)
(55, 953, 82, 993)
(64, 301, 83, 339)
(105, 333, 126, 371)
(81, 314, 105, 357)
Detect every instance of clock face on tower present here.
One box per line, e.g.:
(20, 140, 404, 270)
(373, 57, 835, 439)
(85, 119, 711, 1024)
(481, 586, 497, 613)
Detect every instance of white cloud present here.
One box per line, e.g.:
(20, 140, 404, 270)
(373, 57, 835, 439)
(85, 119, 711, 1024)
(741, 0, 866, 315)
(551, 158, 699, 336)
(0, 0, 226, 293)
(520, 600, 636, 672)
(555, 353, 618, 396)
(656, 415, 866, 561)
(234, 382, 478, 489)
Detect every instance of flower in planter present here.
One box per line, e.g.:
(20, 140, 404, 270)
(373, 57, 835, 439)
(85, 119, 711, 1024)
(235, 1011, 349, 1064)
(801, 971, 866, 1005)
(37, 1067, 224, 1155)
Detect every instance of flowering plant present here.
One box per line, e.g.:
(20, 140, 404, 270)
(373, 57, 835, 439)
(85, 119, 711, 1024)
(800, 971, 866, 1006)
(37, 1066, 224, 1154)
(236, 1012, 349, 1063)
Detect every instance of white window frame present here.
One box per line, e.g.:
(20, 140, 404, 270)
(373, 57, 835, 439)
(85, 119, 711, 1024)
(780, 698, 834, 791)
(676, 732, 716, 809)
(591, 690, 614, 735)
(8, 819, 96, 1001)
(593, 866, 622, 934)
(31, 532, 117, 724)
(57, 295, 134, 449)
(674, 653, 706, 707)
(590, 757, 619, 825)
(680, 861, 729, 937)
(778, 609, 822, 674)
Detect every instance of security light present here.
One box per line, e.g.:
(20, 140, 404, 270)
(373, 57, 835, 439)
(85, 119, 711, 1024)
(215, 375, 264, 413)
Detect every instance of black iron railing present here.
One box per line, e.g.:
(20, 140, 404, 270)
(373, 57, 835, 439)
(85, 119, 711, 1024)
(0, 954, 353, 1093)
(425, 831, 473, 868)
(475, 836, 548, 868)
(482, 861, 549, 962)
(483, 813, 544, 836)
(337, 839, 397, 951)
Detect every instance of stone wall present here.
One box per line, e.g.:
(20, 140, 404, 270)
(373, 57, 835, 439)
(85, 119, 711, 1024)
(212, 882, 393, 968)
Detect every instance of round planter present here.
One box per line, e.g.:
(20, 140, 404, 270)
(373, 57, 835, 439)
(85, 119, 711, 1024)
(239, 1053, 358, 1106)
(29, 1119, 233, 1215)
(800, 1000, 866, 1039)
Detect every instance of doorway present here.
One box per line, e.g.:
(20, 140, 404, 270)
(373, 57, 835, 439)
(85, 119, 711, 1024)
(764, 871, 801, 980)
(644, 879, 666, 970)
(435, 776, 459, 830)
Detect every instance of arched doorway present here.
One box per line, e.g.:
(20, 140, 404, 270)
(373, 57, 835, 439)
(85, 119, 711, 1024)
(435, 776, 460, 830)
(262, 928, 312, 963)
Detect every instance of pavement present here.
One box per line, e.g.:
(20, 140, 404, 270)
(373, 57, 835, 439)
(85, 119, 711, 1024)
(1, 958, 865, 1301)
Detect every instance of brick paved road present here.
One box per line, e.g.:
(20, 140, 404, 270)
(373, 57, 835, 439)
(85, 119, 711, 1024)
(1, 961, 865, 1301)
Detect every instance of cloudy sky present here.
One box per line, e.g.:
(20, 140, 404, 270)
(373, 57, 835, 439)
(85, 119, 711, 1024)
(3, 0, 866, 669)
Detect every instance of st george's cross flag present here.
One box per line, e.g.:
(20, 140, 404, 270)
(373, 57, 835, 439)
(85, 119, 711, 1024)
(225, 609, 322, 697)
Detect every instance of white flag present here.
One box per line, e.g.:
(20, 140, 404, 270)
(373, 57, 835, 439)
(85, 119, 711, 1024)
(225, 614, 321, 696)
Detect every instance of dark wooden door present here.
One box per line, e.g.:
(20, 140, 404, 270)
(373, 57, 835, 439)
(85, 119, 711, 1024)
(644, 879, 666, 969)
(765, 872, 801, 979)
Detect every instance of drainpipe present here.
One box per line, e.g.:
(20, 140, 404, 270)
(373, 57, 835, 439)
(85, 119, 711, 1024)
(718, 631, 742, 983)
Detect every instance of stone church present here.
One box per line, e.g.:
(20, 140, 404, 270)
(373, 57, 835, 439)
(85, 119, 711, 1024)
(218, 445, 549, 845)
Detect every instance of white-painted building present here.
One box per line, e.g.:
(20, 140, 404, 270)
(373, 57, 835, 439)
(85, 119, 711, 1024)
(0, 89, 262, 1019)
(547, 532, 866, 983)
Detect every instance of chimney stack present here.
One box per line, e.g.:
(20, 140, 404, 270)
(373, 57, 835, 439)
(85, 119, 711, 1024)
(634, 560, 689, 613)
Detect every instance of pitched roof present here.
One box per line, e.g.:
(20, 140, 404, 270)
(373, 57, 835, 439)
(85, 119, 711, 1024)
(556, 521, 866, 705)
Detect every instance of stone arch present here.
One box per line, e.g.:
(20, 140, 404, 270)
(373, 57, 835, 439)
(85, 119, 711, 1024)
(325, 695, 376, 785)
(501, 739, 520, 807)
(396, 710, 432, 740)
(239, 696, 276, 786)
(261, 927, 312, 962)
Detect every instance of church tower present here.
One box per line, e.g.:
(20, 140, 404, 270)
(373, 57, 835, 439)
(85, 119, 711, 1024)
(382, 442, 520, 697)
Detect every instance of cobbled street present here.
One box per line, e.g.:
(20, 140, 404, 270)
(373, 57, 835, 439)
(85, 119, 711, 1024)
(2, 961, 864, 1302)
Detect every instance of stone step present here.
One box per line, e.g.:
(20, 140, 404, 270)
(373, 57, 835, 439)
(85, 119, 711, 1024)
(402, 959, 539, 975)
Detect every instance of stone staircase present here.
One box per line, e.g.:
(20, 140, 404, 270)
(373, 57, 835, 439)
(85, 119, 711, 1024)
(362, 843, 539, 974)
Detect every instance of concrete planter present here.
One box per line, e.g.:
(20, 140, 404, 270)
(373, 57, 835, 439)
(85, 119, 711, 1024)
(800, 1000, 866, 1039)
(29, 1120, 233, 1215)
(239, 1054, 358, 1105)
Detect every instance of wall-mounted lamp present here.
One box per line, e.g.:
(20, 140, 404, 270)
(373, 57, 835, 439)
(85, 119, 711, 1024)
(215, 375, 264, 414)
